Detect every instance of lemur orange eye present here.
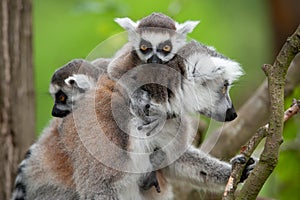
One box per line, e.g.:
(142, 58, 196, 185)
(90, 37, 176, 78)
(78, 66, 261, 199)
(163, 45, 171, 52)
(140, 44, 148, 51)
(59, 95, 65, 102)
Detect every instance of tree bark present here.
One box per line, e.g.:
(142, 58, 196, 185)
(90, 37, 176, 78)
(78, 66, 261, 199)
(0, 0, 35, 199)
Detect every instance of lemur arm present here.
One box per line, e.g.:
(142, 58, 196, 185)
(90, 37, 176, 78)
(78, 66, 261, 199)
(163, 146, 231, 190)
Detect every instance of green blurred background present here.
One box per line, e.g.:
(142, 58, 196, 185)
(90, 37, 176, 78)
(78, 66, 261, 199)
(33, 0, 300, 199)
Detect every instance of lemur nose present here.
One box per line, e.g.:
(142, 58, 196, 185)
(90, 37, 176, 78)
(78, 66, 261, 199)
(147, 55, 162, 64)
(225, 106, 237, 121)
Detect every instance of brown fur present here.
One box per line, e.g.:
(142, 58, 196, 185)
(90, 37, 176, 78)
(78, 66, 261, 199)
(137, 12, 176, 30)
(51, 59, 101, 87)
(24, 119, 76, 192)
(58, 73, 131, 194)
(42, 122, 75, 188)
(108, 44, 186, 105)
(57, 71, 174, 198)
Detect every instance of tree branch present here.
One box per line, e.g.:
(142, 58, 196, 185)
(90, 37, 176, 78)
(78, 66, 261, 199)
(222, 99, 300, 200)
(233, 25, 300, 200)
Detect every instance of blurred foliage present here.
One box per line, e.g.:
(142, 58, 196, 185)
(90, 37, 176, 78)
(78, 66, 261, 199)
(33, 0, 300, 199)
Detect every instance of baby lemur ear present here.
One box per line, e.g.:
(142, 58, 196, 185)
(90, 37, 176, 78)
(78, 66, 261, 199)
(64, 74, 93, 91)
(114, 17, 138, 31)
(176, 20, 200, 35)
(114, 17, 138, 42)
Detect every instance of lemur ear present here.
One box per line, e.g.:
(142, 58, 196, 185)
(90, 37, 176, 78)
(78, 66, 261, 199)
(115, 17, 138, 42)
(176, 21, 200, 35)
(65, 74, 93, 91)
(191, 56, 243, 83)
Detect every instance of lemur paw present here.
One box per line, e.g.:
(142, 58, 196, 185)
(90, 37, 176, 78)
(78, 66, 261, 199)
(149, 148, 166, 167)
(130, 88, 167, 136)
(139, 171, 161, 193)
(137, 119, 160, 136)
(230, 155, 256, 183)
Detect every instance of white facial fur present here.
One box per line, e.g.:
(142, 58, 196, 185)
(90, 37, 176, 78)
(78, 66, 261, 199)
(132, 31, 185, 63)
(182, 50, 243, 120)
(49, 74, 96, 112)
(65, 74, 95, 91)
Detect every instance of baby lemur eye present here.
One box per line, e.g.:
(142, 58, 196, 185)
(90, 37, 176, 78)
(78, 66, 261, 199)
(139, 39, 152, 54)
(157, 40, 172, 55)
(140, 44, 152, 54)
(162, 45, 171, 52)
(140, 44, 148, 51)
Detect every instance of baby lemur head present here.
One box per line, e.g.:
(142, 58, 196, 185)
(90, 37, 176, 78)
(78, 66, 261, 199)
(115, 12, 199, 64)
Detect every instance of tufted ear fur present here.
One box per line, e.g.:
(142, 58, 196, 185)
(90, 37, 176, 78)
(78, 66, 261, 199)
(115, 17, 138, 42)
(186, 53, 243, 84)
(65, 74, 94, 91)
(176, 20, 200, 35)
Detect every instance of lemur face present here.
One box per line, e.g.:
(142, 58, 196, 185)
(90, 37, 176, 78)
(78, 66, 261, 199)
(49, 77, 87, 118)
(200, 79, 237, 122)
(182, 41, 243, 122)
(134, 30, 181, 64)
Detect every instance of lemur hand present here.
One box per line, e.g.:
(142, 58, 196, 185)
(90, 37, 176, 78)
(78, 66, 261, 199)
(130, 88, 167, 136)
(230, 155, 257, 183)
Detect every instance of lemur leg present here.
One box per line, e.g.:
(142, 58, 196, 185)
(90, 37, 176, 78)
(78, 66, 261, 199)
(138, 148, 166, 193)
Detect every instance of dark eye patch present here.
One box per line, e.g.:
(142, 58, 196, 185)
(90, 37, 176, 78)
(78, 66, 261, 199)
(139, 39, 152, 54)
(157, 40, 172, 56)
(55, 90, 68, 104)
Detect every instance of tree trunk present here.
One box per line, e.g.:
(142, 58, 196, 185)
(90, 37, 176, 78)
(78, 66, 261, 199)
(0, 0, 35, 199)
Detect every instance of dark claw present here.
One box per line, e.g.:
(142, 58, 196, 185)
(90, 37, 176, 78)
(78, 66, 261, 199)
(230, 155, 256, 183)
(139, 171, 160, 193)
(154, 180, 161, 193)
(149, 148, 166, 167)
(230, 155, 246, 165)
(247, 157, 255, 165)
(240, 157, 256, 182)
(240, 157, 256, 183)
